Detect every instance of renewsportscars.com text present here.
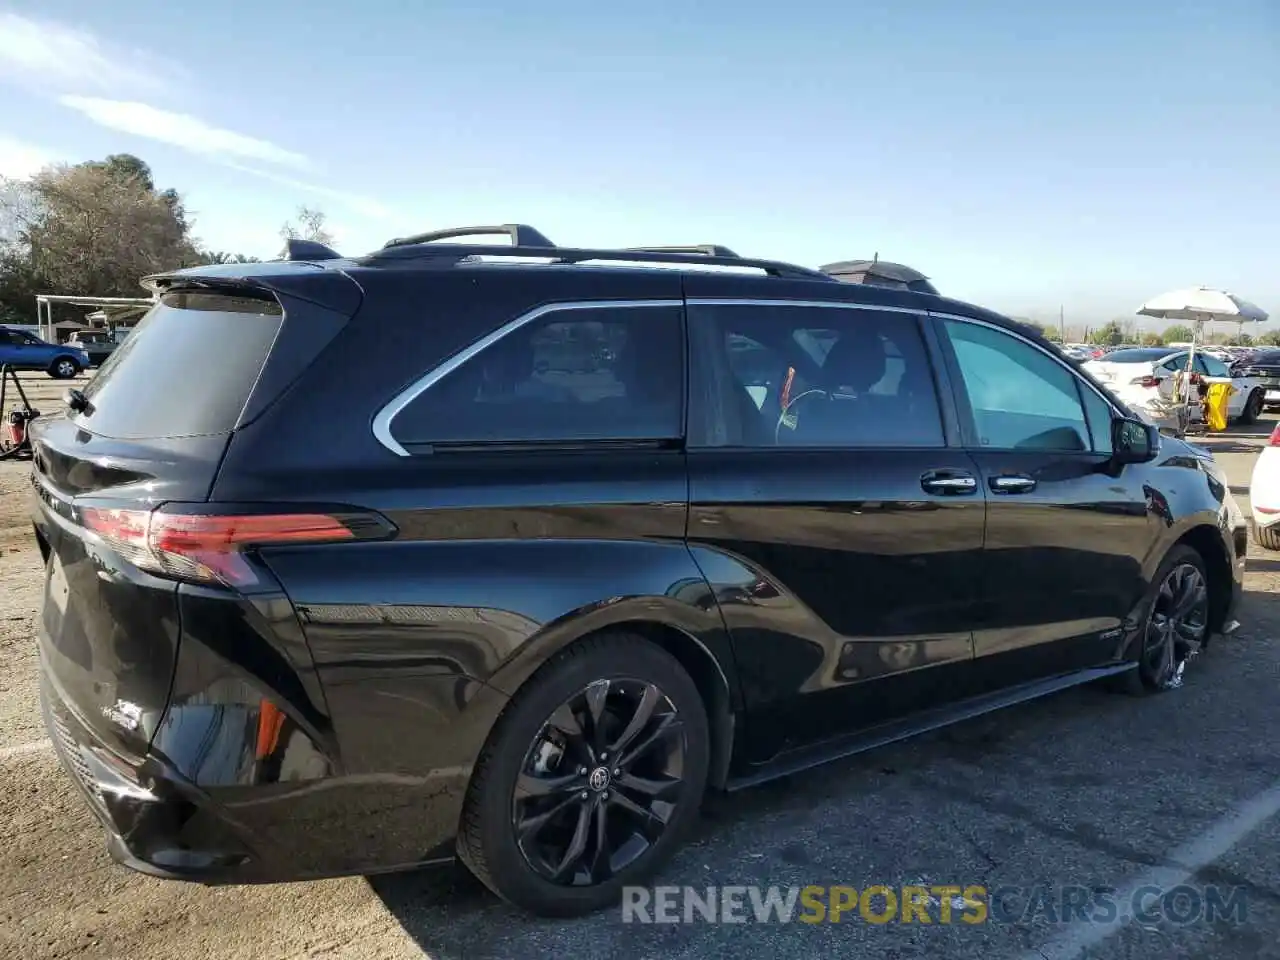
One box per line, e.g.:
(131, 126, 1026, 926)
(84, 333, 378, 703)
(621, 884, 1249, 926)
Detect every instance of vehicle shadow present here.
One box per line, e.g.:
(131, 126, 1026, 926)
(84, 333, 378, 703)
(366, 586, 1274, 959)
(364, 681, 1126, 958)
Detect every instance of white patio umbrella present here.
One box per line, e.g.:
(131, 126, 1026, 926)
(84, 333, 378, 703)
(1137, 286, 1269, 433)
(1138, 286, 1268, 325)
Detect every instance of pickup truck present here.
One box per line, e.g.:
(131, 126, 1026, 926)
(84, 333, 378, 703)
(66, 330, 118, 366)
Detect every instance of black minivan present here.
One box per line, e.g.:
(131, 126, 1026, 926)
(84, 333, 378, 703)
(31, 226, 1246, 917)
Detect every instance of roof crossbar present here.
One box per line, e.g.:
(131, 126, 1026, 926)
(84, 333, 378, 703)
(371, 243, 832, 281)
(383, 224, 557, 250)
(622, 244, 743, 258)
(370, 223, 831, 280)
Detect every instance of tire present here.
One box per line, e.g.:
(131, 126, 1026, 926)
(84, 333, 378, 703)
(1114, 545, 1211, 695)
(457, 632, 710, 917)
(48, 357, 81, 380)
(1239, 389, 1264, 425)
(1255, 522, 1280, 551)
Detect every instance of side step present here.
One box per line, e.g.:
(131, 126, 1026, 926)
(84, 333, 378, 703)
(726, 663, 1136, 791)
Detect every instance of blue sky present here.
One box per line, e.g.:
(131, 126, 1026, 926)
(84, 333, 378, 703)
(1, 1, 1276, 328)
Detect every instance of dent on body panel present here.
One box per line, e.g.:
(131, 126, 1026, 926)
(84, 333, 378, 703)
(216, 675, 510, 877)
(153, 588, 335, 789)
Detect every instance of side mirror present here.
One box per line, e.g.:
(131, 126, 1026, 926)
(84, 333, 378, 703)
(1111, 416, 1159, 465)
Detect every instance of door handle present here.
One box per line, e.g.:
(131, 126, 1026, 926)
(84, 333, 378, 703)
(921, 471, 978, 495)
(989, 475, 1037, 494)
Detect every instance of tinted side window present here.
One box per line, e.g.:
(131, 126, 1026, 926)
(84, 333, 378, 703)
(944, 321, 1089, 452)
(1160, 354, 1189, 373)
(689, 303, 944, 448)
(390, 304, 684, 446)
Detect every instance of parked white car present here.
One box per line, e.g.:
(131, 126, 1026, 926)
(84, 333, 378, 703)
(1083, 346, 1265, 430)
(1250, 423, 1280, 549)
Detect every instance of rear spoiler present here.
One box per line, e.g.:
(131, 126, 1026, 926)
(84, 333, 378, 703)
(141, 267, 363, 317)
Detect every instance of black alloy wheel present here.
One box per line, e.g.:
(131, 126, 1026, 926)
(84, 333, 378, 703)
(512, 677, 685, 886)
(456, 633, 709, 917)
(1140, 557, 1209, 690)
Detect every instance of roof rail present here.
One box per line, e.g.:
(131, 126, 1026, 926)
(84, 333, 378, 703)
(623, 244, 743, 258)
(284, 238, 342, 261)
(383, 223, 556, 250)
(369, 242, 832, 281)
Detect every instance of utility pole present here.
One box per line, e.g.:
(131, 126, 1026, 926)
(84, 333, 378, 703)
(1059, 304, 1065, 343)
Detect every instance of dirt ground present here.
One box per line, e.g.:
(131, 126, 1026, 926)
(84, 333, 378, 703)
(1, 378, 1279, 960)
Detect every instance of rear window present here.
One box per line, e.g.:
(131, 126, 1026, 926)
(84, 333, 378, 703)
(1098, 348, 1173, 363)
(78, 291, 283, 440)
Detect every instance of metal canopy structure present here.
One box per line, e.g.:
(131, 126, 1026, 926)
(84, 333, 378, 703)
(34, 294, 154, 342)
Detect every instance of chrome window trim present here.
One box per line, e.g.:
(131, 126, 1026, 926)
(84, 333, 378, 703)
(372, 299, 683, 456)
(374, 295, 1127, 457)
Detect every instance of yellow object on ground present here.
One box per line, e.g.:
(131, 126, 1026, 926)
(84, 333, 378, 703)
(1205, 381, 1234, 431)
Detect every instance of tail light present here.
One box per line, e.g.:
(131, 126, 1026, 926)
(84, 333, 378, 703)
(1269, 423, 1280, 448)
(1131, 375, 1162, 388)
(79, 507, 392, 587)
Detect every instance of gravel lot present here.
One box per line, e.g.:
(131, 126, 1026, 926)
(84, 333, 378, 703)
(2, 372, 1278, 959)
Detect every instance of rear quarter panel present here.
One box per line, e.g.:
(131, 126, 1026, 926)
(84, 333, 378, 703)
(235, 451, 736, 873)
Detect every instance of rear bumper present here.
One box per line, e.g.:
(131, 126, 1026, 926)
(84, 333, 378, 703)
(42, 675, 260, 882)
(42, 657, 479, 885)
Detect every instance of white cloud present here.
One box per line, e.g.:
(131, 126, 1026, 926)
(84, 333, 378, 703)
(58, 96, 310, 170)
(53, 95, 391, 220)
(0, 12, 175, 96)
(0, 16, 390, 228)
(0, 136, 56, 179)
(221, 162, 393, 220)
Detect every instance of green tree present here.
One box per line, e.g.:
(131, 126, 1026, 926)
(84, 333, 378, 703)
(1089, 321, 1123, 346)
(279, 206, 333, 251)
(1140, 332, 1164, 346)
(86, 153, 155, 189)
(201, 251, 262, 265)
(0, 155, 201, 322)
(1257, 330, 1280, 347)
(1162, 324, 1194, 344)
